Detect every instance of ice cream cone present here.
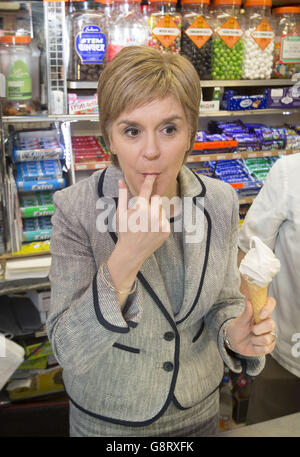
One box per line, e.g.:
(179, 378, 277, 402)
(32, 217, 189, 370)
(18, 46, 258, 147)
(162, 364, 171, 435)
(244, 277, 268, 324)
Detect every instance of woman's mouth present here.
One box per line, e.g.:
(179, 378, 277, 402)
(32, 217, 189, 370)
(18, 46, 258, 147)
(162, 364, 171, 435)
(141, 172, 161, 176)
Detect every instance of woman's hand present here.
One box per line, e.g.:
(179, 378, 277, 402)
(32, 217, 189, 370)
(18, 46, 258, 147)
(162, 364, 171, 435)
(106, 175, 170, 307)
(116, 175, 171, 267)
(225, 298, 276, 357)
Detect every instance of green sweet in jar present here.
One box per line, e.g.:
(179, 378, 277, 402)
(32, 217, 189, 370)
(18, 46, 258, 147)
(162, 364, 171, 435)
(212, 39, 243, 80)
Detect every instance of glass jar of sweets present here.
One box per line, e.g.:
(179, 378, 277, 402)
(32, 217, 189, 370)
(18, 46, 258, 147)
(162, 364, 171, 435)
(149, 0, 181, 53)
(181, 0, 213, 80)
(272, 6, 300, 79)
(0, 33, 40, 115)
(242, 0, 275, 80)
(67, 0, 108, 81)
(211, 0, 244, 80)
(107, 0, 149, 62)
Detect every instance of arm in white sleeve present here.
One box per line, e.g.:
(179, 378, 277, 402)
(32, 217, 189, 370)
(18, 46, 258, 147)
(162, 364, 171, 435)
(205, 186, 265, 376)
(239, 157, 288, 253)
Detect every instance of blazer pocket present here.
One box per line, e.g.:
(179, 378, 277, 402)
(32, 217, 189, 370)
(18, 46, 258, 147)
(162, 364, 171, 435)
(112, 342, 140, 354)
(192, 320, 204, 343)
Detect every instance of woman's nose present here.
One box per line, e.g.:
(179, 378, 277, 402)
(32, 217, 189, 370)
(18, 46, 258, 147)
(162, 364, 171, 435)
(142, 134, 160, 160)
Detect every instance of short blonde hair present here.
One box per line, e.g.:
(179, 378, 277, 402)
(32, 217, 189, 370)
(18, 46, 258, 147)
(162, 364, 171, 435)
(97, 46, 201, 167)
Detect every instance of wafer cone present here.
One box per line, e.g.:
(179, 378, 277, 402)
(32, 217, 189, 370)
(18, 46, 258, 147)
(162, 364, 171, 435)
(244, 277, 268, 324)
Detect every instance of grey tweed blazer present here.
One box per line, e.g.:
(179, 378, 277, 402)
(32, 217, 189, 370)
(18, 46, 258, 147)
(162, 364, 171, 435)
(46, 164, 264, 426)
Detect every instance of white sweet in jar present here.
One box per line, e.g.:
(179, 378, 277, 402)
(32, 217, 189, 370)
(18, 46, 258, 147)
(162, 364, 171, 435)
(242, 27, 274, 79)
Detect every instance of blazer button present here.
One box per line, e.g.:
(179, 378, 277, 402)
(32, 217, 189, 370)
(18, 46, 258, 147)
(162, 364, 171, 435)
(164, 331, 175, 341)
(163, 362, 174, 372)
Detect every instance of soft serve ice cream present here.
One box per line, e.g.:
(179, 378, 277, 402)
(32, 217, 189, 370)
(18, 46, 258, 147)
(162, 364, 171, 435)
(239, 236, 281, 323)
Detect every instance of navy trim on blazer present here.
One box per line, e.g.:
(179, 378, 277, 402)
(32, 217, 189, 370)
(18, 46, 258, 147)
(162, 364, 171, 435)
(175, 171, 211, 325)
(173, 385, 220, 411)
(176, 205, 211, 326)
(113, 342, 140, 353)
(92, 273, 130, 334)
(89, 166, 212, 426)
(192, 319, 205, 343)
(96, 167, 181, 425)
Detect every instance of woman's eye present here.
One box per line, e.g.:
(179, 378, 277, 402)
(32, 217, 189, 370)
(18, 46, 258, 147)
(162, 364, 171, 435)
(163, 125, 177, 135)
(124, 127, 140, 137)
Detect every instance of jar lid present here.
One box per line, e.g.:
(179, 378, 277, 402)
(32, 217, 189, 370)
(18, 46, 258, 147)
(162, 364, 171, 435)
(213, 0, 241, 5)
(182, 0, 210, 4)
(149, 0, 177, 3)
(114, 0, 140, 3)
(273, 7, 300, 15)
(0, 35, 31, 44)
(94, 0, 113, 4)
(244, 0, 272, 7)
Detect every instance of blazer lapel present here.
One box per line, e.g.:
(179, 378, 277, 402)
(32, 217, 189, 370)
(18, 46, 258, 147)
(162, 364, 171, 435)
(97, 165, 211, 325)
(174, 168, 211, 326)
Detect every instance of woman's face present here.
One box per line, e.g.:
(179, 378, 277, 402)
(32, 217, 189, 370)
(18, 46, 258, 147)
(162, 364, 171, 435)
(109, 95, 191, 199)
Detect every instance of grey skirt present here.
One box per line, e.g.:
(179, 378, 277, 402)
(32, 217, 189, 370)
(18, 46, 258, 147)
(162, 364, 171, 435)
(69, 391, 219, 437)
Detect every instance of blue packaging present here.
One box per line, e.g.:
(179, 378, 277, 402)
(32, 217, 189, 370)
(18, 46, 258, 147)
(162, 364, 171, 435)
(16, 177, 66, 193)
(221, 90, 268, 111)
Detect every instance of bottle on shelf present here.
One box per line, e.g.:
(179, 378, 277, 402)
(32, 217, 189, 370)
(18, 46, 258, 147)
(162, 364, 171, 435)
(95, 0, 115, 27)
(181, 0, 213, 80)
(232, 373, 253, 424)
(0, 32, 41, 116)
(242, 0, 275, 80)
(107, 0, 149, 62)
(219, 367, 233, 431)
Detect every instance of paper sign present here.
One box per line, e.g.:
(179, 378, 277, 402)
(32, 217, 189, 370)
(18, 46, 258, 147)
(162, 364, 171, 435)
(251, 19, 274, 51)
(217, 16, 243, 49)
(184, 16, 212, 49)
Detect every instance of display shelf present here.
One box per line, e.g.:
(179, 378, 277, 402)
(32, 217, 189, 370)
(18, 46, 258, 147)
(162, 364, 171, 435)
(201, 79, 298, 87)
(199, 108, 300, 117)
(0, 278, 50, 295)
(2, 114, 99, 123)
(238, 196, 256, 205)
(3, 107, 299, 125)
(187, 148, 298, 163)
(0, 250, 51, 282)
(74, 161, 110, 171)
(67, 79, 299, 90)
(75, 150, 298, 170)
(68, 81, 98, 89)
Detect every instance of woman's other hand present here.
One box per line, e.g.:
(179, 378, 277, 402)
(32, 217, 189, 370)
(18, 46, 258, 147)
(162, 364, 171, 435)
(225, 298, 277, 357)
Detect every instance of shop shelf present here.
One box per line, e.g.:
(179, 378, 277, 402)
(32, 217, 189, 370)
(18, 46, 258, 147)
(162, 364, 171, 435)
(187, 148, 298, 163)
(200, 79, 298, 87)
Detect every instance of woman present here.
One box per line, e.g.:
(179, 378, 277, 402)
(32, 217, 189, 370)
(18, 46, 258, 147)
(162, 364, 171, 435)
(47, 46, 276, 437)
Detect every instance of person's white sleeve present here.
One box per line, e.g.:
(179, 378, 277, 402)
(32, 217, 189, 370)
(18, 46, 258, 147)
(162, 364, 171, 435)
(239, 157, 288, 253)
